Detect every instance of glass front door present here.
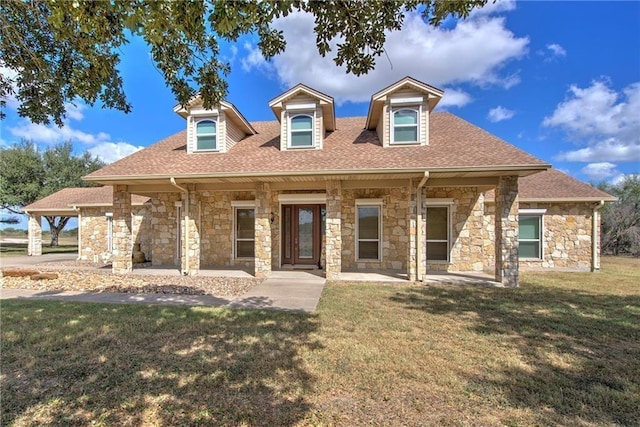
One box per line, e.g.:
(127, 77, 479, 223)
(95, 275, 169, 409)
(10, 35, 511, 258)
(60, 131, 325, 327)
(282, 204, 323, 266)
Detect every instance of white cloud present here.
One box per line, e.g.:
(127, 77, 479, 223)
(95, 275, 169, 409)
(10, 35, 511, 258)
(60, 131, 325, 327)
(241, 8, 528, 106)
(88, 142, 144, 164)
(438, 88, 473, 108)
(487, 105, 515, 122)
(546, 43, 566, 59)
(0, 66, 20, 110)
(8, 120, 111, 145)
(581, 162, 617, 181)
(469, 0, 516, 18)
(546, 80, 640, 163)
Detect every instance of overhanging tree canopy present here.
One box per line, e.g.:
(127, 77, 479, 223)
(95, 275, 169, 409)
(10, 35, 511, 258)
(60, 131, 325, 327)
(0, 0, 486, 126)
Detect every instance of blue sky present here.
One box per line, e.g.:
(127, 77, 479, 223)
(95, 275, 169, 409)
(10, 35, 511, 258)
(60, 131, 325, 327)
(1, 0, 639, 228)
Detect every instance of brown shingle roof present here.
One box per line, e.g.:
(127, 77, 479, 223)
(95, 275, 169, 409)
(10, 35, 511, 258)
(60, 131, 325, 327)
(24, 186, 150, 212)
(485, 169, 616, 202)
(85, 113, 548, 180)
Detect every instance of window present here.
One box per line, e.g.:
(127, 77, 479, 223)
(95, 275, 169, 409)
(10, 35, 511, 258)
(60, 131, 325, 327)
(356, 200, 382, 261)
(289, 114, 313, 147)
(196, 119, 217, 150)
(106, 213, 113, 252)
(392, 108, 419, 144)
(426, 206, 449, 261)
(235, 207, 255, 258)
(519, 215, 542, 259)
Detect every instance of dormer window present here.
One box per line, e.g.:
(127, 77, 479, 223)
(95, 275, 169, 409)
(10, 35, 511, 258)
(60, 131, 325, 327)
(196, 119, 218, 151)
(289, 114, 314, 148)
(392, 108, 419, 144)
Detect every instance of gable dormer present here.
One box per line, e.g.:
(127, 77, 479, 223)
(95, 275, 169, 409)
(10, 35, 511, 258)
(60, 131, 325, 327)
(365, 77, 443, 147)
(269, 84, 335, 151)
(174, 99, 256, 154)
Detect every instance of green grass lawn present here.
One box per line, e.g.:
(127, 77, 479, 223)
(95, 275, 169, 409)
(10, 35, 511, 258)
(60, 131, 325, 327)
(0, 235, 78, 256)
(2, 257, 639, 426)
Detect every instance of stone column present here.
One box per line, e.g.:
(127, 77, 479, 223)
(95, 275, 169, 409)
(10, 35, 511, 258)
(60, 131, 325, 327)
(407, 181, 418, 281)
(27, 214, 42, 256)
(180, 190, 201, 275)
(112, 185, 132, 274)
(325, 180, 342, 280)
(254, 182, 272, 279)
(188, 190, 201, 274)
(494, 176, 519, 286)
(418, 186, 427, 280)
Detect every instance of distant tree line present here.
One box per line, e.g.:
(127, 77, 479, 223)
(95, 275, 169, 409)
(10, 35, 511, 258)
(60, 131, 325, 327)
(599, 174, 640, 256)
(0, 140, 104, 246)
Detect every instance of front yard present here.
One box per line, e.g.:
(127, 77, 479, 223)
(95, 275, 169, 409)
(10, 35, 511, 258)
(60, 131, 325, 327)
(2, 257, 638, 426)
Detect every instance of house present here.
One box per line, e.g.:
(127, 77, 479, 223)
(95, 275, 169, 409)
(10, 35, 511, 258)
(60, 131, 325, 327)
(23, 77, 615, 286)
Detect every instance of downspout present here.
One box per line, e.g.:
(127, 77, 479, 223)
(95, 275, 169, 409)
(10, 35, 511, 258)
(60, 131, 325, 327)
(416, 171, 430, 281)
(170, 177, 190, 275)
(592, 200, 604, 272)
(72, 206, 81, 261)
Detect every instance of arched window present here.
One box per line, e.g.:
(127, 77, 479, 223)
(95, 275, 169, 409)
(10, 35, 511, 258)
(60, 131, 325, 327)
(196, 119, 217, 150)
(289, 114, 313, 147)
(392, 108, 419, 144)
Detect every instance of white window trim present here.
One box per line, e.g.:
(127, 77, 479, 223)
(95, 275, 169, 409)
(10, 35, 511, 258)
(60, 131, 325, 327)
(106, 212, 113, 253)
(288, 112, 315, 149)
(195, 118, 219, 152)
(426, 205, 451, 263)
(233, 201, 256, 260)
(278, 193, 327, 204)
(355, 199, 383, 262)
(518, 211, 545, 260)
(390, 106, 421, 145)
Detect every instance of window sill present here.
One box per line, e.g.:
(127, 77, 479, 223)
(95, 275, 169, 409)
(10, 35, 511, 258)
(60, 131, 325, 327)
(287, 145, 316, 150)
(389, 141, 420, 146)
(427, 260, 450, 264)
(194, 149, 221, 153)
(356, 258, 382, 263)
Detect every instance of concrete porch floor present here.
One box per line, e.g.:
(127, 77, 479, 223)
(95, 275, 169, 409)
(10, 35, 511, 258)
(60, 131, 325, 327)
(130, 266, 500, 286)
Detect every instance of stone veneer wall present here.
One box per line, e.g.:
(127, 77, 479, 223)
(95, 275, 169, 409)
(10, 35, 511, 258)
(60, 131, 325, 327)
(341, 187, 410, 271)
(150, 192, 182, 266)
(484, 201, 594, 271)
(424, 187, 485, 272)
(198, 190, 255, 268)
(79, 205, 151, 264)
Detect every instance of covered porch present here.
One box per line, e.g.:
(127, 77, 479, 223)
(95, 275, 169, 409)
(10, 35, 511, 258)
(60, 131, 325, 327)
(102, 168, 525, 286)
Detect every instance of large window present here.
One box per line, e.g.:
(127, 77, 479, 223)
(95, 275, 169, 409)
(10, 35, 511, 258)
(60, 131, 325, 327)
(356, 200, 382, 261)
(519, 214, 542, 259)
(392, 108, 419, 144)
(106, 213, 113, 252)
(426, 206, 449, 261)
(196, 119, 217, 150)
(289, 114, 313, 147)
(235, 207, 255, 259)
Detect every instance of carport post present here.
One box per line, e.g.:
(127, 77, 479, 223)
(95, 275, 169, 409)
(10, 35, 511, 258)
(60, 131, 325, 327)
(27, 213, 42, 256)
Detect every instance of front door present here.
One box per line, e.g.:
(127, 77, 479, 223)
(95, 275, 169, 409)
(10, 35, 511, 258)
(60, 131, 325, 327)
(282, 204, 323, 266)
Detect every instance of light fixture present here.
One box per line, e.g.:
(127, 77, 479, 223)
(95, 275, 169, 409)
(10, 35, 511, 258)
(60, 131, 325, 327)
(270, 212, 275, 223)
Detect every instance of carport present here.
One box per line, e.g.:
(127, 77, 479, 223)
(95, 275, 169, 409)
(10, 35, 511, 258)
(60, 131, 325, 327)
(22, 186, 119, 257)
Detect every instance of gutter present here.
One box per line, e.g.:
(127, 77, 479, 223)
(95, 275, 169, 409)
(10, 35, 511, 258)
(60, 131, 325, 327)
(170, 177, 190, 275)
(416, 171, 430, 281)
(83, 164, 551, 183)
(592, 200, 605, 272)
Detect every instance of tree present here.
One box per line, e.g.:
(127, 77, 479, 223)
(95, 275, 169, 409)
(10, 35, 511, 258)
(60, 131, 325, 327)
(0, 140, 105, 246)
(599, 174, 640, 256)
(0, 0, 486, 126)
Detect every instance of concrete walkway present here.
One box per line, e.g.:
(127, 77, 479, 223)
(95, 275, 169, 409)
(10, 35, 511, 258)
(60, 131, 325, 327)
(229, 271, 326, 312)
(1, 270, 326, 312)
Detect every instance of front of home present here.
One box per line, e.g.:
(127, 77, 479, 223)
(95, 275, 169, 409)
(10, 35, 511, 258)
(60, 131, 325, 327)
(24, 77, 615, 286)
